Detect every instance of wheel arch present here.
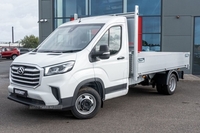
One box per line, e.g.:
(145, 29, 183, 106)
(166, 70, 179, 85)
(154, 70, 179, 85)
(72, 78, 105, 107)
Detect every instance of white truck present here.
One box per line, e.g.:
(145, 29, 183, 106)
(8, 6, 190, 119)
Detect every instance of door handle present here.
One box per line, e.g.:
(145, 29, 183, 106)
(117, 56, 125, 60)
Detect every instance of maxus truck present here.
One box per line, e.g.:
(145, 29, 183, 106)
(8, 6, 190, 119)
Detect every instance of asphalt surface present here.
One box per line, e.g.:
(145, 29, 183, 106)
(0, 59, 12, 76)
(0, 60, 200, 133)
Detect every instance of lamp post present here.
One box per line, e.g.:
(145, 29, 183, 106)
(12, 26, 14, 43)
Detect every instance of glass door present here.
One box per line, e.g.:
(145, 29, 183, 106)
(193, 17, 200, 75)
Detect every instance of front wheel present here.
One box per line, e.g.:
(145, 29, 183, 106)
(71, 87, 101, 119)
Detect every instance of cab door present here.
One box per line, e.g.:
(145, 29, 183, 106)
(92, 24, 129, 99)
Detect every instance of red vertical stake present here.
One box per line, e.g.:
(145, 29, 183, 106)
(138, 16, 142, 52)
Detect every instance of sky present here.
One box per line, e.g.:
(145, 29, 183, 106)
(0, 0, 38, 43)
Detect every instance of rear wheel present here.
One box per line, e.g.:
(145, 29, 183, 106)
(156, 73, 177, 95)
(156, 84, 165, 94)
(164, 73, 177, 95)
(71, 87, 101, 119)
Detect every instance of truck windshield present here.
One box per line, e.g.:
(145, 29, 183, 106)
(37, 24, 103, 53)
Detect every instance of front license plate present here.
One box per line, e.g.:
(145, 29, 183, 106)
(14, 89, 27, 97)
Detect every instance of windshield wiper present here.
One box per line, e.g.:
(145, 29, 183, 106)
(32, 48, 38, 52)
(37, 50, 62, 53)
(37, 49, 81, 53)
(62, 50, 81, 53)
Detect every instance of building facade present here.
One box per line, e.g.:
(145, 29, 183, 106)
(38, 0, 200, 74)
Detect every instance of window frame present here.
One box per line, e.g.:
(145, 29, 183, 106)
(192, 16, 200, 74)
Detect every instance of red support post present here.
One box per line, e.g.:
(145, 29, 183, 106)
(138, 16, 142, 52)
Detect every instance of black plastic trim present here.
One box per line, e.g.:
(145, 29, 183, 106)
(50, 86, 73, 109)
(51, 86, 61, 103)
(105, 83, 127, 94)
(60, 97, 73, 109)
(72, 78, 105, 105)
(178, 70, 184, 79)
(8, 93, 45, 106)
(8, 93, 73, 110)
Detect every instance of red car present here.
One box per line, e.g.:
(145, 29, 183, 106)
(0, 47, 20, 60)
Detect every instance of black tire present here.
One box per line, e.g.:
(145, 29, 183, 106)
(71, 87, 101, 119)
(156, 84, 165, 94)
(11, 54, 17, 60)
(156, 74, 177, 95)
(164, 74, 177, 95)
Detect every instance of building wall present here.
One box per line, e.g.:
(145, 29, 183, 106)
(162, 0, 200, 73)
(38, 0, 54, 43)
(38, 0, 200, 74)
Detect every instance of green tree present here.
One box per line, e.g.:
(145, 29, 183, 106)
(20, 35, 39, 48)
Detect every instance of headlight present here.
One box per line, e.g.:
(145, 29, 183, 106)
(44, 61, 75, 76)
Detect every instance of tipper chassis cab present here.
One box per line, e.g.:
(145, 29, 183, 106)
(8, 6, 190, 119)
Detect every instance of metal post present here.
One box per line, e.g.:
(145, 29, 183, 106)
(12, 26, 14, 43)
(134, 5, 139, 81)
(123, 0, 127, 13)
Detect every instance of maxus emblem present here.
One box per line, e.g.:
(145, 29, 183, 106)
(17, 67, 25, 75)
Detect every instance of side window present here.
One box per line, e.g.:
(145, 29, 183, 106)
(95, 31, 108, 52)
(109, 26, 121, 55)
(5, 48, 10, 51)
(95, 26, 121, 55)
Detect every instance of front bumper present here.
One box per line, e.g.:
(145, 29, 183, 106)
(8, 71, 76, 109)
(8, 93, 73, 109)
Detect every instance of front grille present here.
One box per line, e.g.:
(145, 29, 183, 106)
(11, 65, 40, 88)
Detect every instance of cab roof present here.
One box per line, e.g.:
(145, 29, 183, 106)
(59, 15, 127, 27)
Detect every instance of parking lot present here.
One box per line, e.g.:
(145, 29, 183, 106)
(0, 60, 200, 133)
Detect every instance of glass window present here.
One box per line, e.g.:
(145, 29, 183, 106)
(91, 0, 123, 16)
(96, 26, 122, 55)
(54, 18, 70, 29)
(54, 0, 63, 18)
(139, 16, 161, 51)
(1, 48, 5, 52)
(142, 17, 160, 33)
(54, 0, 87, 17)
(142, 34, 160, 51)
(109, 26, 121, 54)
(194, 18, 200, 45)
(193, 17, 200, 74)
(77, 0, 87, 16)
(126, 0, 161, 52)
(38, 24, 103, 52)
(127, 0, 161, 15)
(54, 0, 77, 17)
(54, 0, 87, 28)
(53, 0, 161, 52)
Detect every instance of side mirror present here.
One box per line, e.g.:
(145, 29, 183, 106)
(92, 45, 110, 59)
